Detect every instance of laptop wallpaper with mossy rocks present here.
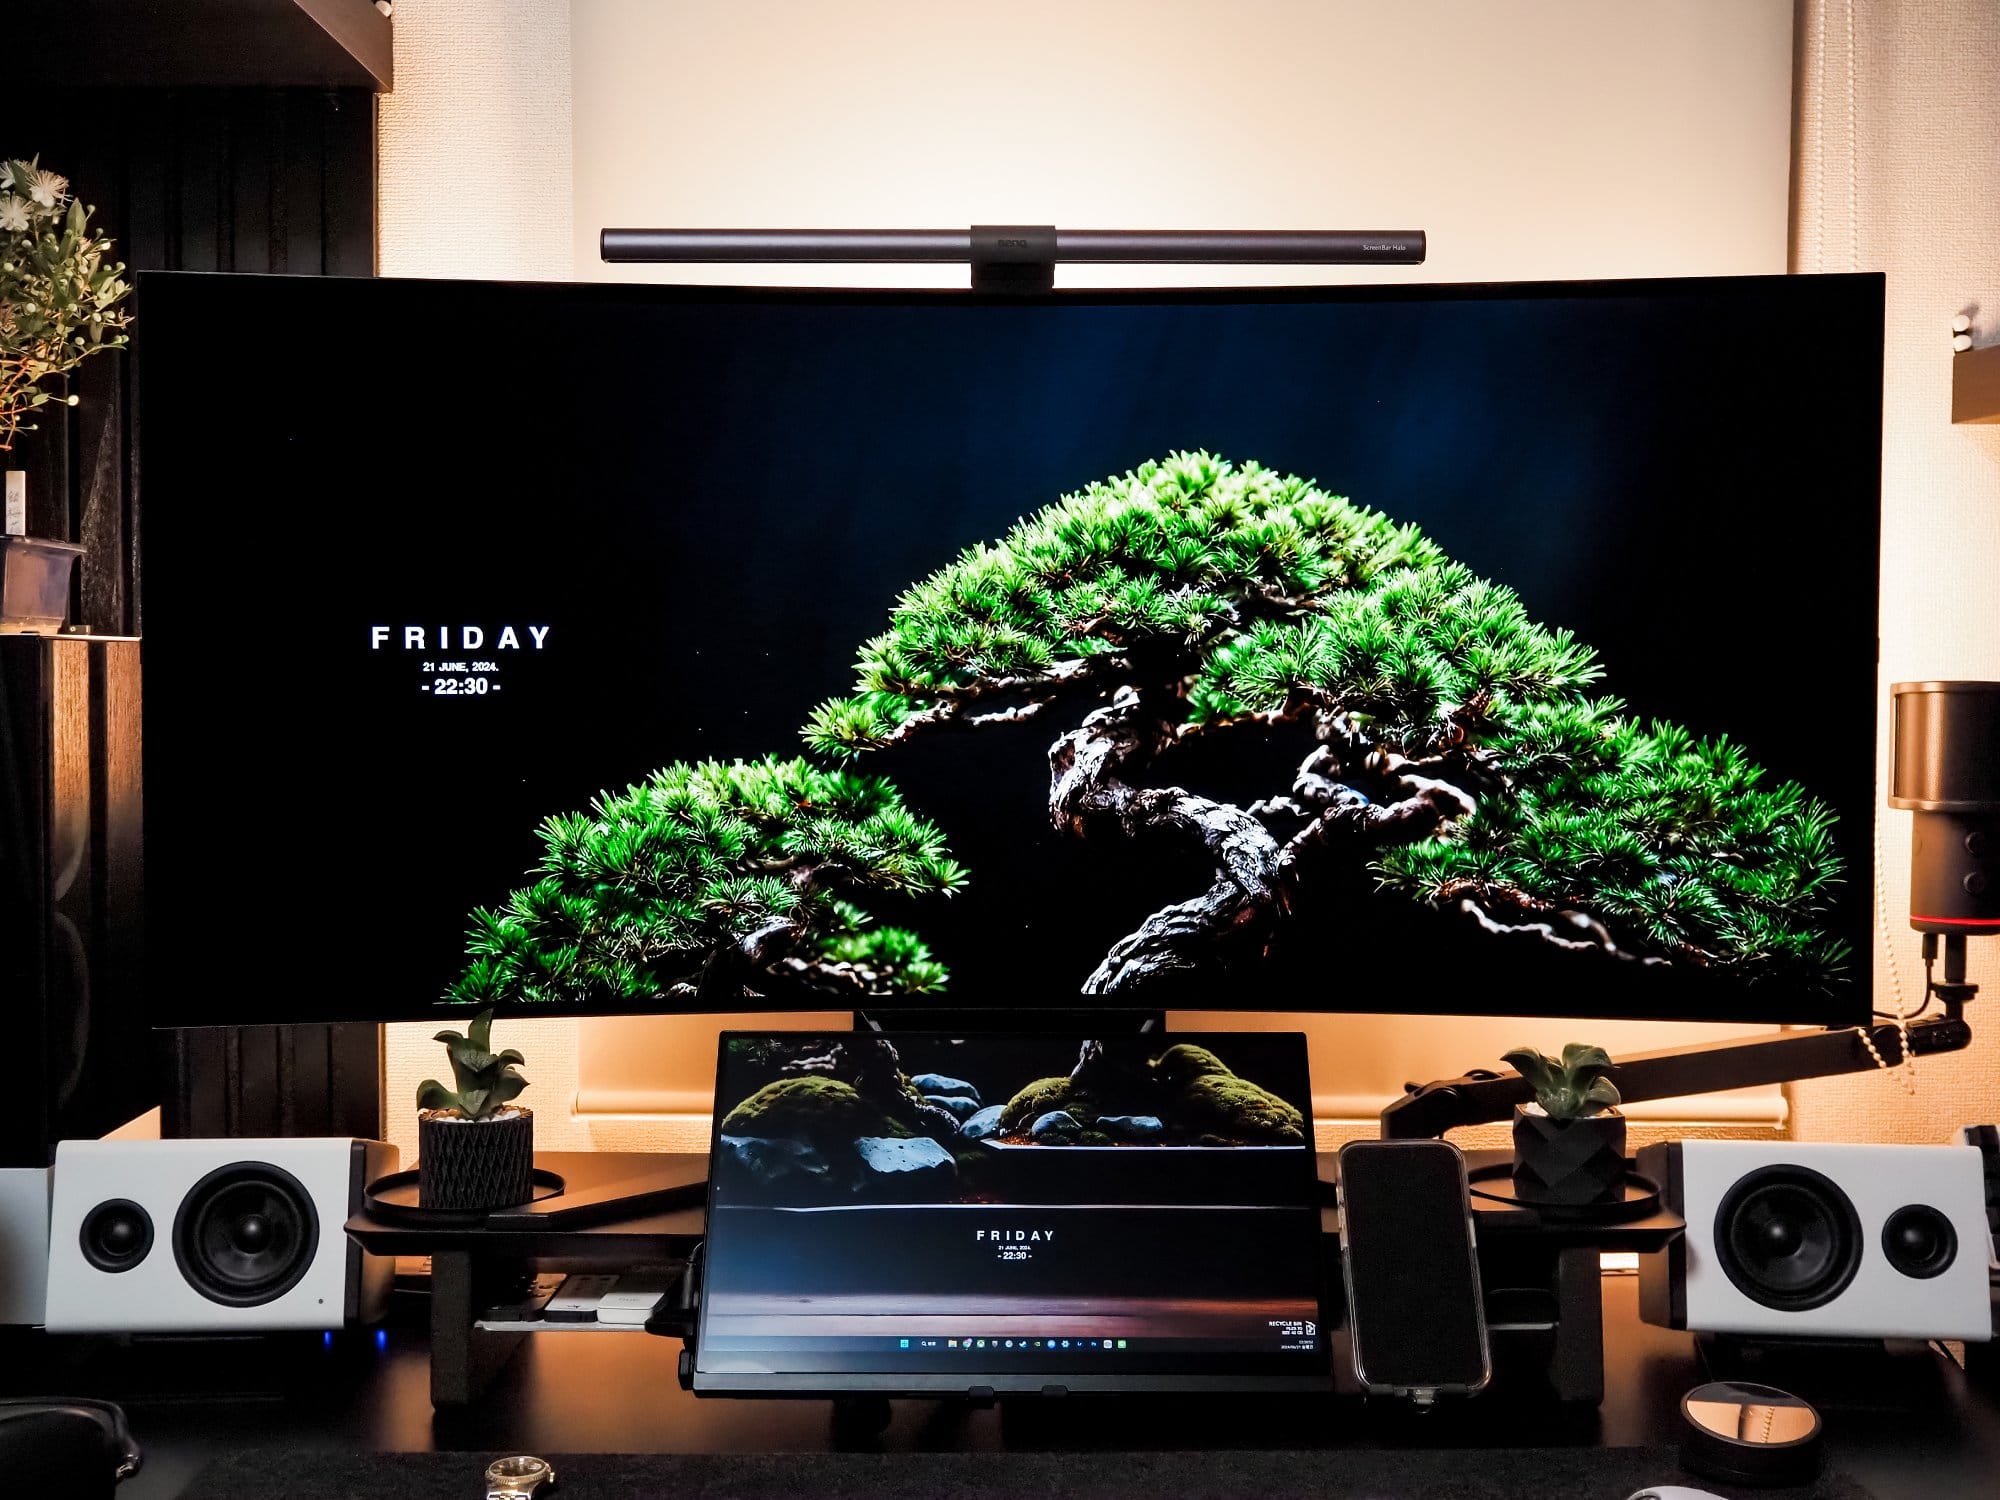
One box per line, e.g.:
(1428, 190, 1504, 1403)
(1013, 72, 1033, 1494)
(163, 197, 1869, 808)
(698, 1032, 1326, 1373)
(138, 275, 1883, 1025)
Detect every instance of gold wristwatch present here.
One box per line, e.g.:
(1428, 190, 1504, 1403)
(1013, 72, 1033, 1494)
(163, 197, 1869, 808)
(485, 1455, 556, 1498)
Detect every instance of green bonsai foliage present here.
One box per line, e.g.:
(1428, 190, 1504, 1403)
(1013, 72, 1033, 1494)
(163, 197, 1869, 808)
(451, 452, 1845, 1005)
(719, 1076, 911, 1141)
(805, 452, 1845, 993)
(447, 756, 965, 1007)
(805, 451, 1441, 756)
(416, 1009, 529, 1120)
(1503, 1043, 1622, 1120)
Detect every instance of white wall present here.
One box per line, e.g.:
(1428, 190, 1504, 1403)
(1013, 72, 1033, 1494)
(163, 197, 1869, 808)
(379, 0, 572, 280)
(377, 0, 1808, 1159)
(1788, 0, 2000, 1141)
(571, 0, 1793, 287)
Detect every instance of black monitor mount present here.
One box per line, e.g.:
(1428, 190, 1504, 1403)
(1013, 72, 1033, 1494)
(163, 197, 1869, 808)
(1382, 945, 1977, 1140)
(599, 225, 1427, 292)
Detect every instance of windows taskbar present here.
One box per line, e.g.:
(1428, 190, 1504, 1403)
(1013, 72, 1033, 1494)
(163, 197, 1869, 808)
(702, 1336, 1322, 1358)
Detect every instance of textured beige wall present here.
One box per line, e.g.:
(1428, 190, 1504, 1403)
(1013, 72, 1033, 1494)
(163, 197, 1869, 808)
(572, 0, 1793, 287)
(1786, 0, 2000, 1141)
(372, 1, 1813, 1160)
(378, 0, 572, 280)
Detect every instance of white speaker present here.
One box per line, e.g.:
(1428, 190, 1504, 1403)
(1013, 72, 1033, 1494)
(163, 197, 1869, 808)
(1638, 1141, 1992, 1343)
(43, 1138, 398, 1333)
(0, 1168, 51, 1326)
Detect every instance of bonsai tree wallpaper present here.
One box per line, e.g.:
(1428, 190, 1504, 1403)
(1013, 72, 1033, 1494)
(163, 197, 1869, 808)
(138, 274, 1882, 1026)
(449, 453, 1845, 1009)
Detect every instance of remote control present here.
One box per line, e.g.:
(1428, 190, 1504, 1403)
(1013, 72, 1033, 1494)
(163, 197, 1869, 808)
(479, 1272, 566, 1323)
(544, 1272, 621, 1323)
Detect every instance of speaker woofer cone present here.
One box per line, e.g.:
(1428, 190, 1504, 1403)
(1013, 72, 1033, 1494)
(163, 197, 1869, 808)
(1714, 1165, 1862, 1312)
(172, 1162, 319, 1307)
(1882, 1203, 1957, 1279)
(79, 1198, 153, 1273)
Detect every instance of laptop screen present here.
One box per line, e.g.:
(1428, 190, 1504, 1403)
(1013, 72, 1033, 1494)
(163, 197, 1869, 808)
(697, 1031, 1327, 1394)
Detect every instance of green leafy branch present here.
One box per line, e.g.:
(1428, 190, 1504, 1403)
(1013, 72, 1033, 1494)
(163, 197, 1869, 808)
(0, 158, 132, 450)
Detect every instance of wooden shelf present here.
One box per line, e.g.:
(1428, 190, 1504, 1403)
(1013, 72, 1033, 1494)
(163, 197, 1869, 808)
(20, 0, 392, 91)
(1954, 342, 2000, 424)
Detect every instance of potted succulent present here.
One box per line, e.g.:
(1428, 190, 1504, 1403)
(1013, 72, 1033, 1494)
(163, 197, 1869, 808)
(1503, 1042, 1626, 1206)
(0, 155, 132, 633)
(416, 1009, 535, 1211)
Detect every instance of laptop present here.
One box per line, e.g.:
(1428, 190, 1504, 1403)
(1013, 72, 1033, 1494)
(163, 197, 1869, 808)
(694, 1030, 1328, 1395)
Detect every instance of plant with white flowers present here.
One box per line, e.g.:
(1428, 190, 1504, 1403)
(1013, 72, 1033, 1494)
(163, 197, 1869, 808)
(0, 157, 133, 450)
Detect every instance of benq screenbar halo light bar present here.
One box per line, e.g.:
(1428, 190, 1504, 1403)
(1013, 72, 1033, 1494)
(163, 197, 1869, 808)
(598, 226, 1427, 291)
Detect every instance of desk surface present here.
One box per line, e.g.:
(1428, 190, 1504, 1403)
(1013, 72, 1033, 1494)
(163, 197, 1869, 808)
(11, 1275, 2000, 1500)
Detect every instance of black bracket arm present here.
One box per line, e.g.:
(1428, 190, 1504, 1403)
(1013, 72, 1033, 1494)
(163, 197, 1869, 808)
(1379, 1015, 1974, 1140)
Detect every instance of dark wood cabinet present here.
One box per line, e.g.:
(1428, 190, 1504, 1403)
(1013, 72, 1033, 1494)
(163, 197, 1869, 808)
(0, 635, 148, 1165)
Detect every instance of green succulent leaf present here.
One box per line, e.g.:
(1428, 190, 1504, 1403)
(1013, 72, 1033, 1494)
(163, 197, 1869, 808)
(1502, 1046, 1557, 1097)
(1506, 1043, 1622, 1120)
(416, 1078, 457, 1113)
(423, 1009, 530, 1120)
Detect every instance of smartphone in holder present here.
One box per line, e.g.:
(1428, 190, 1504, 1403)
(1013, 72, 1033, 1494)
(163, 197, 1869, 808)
(1336, 1139, 1490, 1403)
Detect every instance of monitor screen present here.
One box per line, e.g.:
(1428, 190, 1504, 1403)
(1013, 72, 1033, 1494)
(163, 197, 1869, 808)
(136, 271, 1882, 1026)
(696, 1031, 1327, 1394)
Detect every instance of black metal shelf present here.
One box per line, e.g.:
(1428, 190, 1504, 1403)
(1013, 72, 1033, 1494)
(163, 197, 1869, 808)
(346, 1148, 1680, 1408)
(21, 0, 392, 91)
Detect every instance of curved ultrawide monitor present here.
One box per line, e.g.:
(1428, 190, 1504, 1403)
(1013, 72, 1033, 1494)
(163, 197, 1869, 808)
(136, 271, 1883, 1026)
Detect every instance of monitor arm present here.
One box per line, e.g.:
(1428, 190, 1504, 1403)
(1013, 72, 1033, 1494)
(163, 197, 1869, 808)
(1379, 1010, 1974, 1140)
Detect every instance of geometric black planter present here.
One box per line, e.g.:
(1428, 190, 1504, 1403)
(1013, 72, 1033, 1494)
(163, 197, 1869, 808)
(417, 1106, 535, 1211)
(1511, 1104, 1627, 1206)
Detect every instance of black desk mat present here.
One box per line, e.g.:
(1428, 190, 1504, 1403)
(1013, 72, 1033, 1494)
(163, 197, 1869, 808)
(184, 1446, 1872, 1500)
